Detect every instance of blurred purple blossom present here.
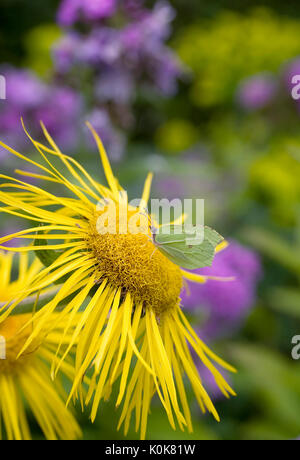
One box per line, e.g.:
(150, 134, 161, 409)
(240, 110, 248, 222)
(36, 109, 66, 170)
(1, 0, 182, 164)
(57, 0, 117, 26)
(143, 1, 176, 41)
(0, 67, 82, 153)
(54, 1, 182, 97)
(5, 69, 47, 108)
(236, 74, 277, 110)
(52, 33, 80, 73)
(181, 241, 262, 339)
(155, 177, 186, 200)
(53, 28, 122, 72)
(123, 0, 146, 20)
(95, 70, 134, 104)
(0, 225, 25, 248)
(121, 2, 181, 94)
(79, 28, 122, 66)
(51, 0, 182, 160)
(35, 86, 82, 149)
(152, 49, 182, 95)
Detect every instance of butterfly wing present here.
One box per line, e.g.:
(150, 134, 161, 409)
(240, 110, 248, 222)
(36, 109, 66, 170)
(155, 225, 187, 245)
(156, 243, 201, 269)
(154, 225, 224, 269)
(204, 226, 223, 247)
(164, 239, 216, 269)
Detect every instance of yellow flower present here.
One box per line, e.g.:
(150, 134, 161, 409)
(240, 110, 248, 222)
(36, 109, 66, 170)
(0, 123, 236, 439)
(0, 253, 81, 440)
(0, 251, 41, 304)
(0, 314, 82, 440)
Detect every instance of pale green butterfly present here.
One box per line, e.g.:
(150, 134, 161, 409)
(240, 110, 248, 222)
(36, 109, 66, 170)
(151, 224, 223, 270)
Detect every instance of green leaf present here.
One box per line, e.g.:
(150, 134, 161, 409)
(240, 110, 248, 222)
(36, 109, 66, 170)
(230, 343, 300, 433)
(34, 224, 64, 268)
(34, 226, 70, 285)
(240, 227, 300, 275)
(267, 287, 300, 318)
(34, 237, 63, 269)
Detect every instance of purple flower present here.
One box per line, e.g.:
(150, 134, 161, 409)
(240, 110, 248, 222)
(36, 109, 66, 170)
(121, 2, 182, 95)
(236, 74, 277, 110)
(80, 28, 122, 65)
(123, 0, 146, 20)
(54, 1, 182, 98)
(151, 49, 182, 95)
(181, 241, 262, 338)
(155, 177, 185, 200)
(57, 0, 117, 26)
(0, 67, 82, 153)
(142, 1, 175, 42)
(122, 1, 175, 50)
(4, 68, 47, 109)
(51, 0, 182, 161)
(35, 86, 82, 150)
(0, 225, 25, 248)
(95, 70, 134, 103)
(52, 33, 80, 74)
(54, 28, 122, 70)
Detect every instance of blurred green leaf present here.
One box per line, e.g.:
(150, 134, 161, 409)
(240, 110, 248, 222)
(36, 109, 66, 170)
(146, 405, 218, 441)
(240, 420, 296, 440)
(230, 343, 300, 435)
(268, 287, 300, 318)
(241, 227, 300, 275)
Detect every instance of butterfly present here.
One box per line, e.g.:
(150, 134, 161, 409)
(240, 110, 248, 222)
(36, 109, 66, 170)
(151, 224, 223, 270)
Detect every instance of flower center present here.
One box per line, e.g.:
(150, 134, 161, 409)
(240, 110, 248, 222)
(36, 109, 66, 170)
(86, 207, 183, 315)
(0, 315, 38, 373)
